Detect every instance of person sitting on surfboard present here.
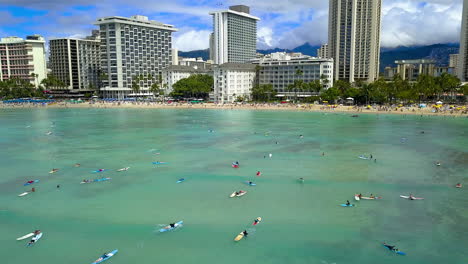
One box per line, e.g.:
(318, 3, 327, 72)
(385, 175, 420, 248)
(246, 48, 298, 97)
(346, 200, 350, 206)
(242, 230, 248, 237)
(358, 193, 362, 198)
(169, 223, 175, 228)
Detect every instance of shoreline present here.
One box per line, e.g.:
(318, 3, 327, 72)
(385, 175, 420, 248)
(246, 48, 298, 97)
(1, 102, 467, 117)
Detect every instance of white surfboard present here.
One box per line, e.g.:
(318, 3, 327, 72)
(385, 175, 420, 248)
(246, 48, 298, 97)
(18, 192, 29, 197)
(17, 233, 34, 240)
(354, 195, 360, 201)
(400, 195, 424, 200)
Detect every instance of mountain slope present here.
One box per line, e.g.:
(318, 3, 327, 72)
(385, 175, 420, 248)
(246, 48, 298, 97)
(178, 43, 460, 73)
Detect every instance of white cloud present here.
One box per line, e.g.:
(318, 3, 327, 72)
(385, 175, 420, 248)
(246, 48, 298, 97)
(381, 1, 462, 47)
(173, 29, 211, 51)
(257, 27, 274, 49)
(0, 0, 464, 50)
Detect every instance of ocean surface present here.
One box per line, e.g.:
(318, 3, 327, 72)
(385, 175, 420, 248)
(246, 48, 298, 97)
(0, 108, 467, 264)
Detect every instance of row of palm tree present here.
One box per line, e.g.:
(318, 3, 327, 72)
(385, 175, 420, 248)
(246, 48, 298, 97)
(130, 73, 166, 97)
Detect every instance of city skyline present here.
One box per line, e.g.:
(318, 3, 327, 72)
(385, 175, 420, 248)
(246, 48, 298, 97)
(0, 0, 464, 51)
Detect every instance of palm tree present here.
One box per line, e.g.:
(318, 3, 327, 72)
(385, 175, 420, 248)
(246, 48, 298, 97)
(30, 73, 39, 88)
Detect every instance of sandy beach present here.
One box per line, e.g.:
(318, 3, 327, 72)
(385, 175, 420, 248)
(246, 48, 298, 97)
(2, 101, 467, 116)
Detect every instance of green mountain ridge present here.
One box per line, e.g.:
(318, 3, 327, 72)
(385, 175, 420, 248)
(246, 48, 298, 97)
(178, 43, 460, 73)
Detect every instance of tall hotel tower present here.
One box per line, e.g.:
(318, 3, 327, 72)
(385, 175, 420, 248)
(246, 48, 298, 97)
(95, 15, 177, 98)
(210, 5, 260, 65)
(328, 0, 382, 83)
(459, 0, 468, 82)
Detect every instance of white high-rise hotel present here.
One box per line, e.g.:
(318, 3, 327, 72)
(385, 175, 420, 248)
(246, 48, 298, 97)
(0, 35, 46, 86)
(210, 5, 260, 64)
(49, 31, 101, 92)
(458, 0, 468, 82)
(95, 15, 177, 98)
(328, 0, 382, 83)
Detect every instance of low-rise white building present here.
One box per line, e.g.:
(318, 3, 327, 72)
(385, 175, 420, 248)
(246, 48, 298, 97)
(251, 52, 333, 96)
(0, 35, 47, 86)
(213, 63, 256, 103)
(178, 57, 212, 70)
(162, 65, 211, 95)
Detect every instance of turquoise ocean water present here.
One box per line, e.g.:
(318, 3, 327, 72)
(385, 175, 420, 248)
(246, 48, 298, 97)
(0, 108, 467, 264)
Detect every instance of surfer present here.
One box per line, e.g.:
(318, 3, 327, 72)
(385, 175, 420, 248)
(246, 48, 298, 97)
(358, 193, 362, 199)
(383, 242, 398, 252)
(31, 188, 35, 192)
(169, 223, 175, 228)
(299, 177, 304, 182)
(248, 181, 253, 185)
(27, 232, 41, 246)
(370, 194, 375, 199)
(299, 135, 304, 139)
(346, 200, 350, 206)
(409, 194, 415, 200)
(436, 162, 441, 166)
(56, 184, 60, 189)
(370, 154, 373, 159)
(256, 171, 261, 176)
(456, 183, 462, 188)
(242, 230, 248, 237)
(254, 218, 260, 225)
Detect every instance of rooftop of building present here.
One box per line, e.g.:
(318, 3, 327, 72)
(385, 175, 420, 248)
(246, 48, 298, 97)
(163, 65, 211, 72)
(251, 52, 333, 64)
(0, 35, 45, 44)
(209, 5, 260, 21)
(95, 15, 178, 31)
(395, 59, 436, 64)
(216, 63, 257, 70)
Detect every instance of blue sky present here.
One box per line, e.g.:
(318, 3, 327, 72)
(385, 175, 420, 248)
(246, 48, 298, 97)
(0, 0, 463, 51)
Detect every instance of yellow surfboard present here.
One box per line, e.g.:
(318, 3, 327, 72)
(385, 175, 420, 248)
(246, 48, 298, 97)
(234, 232, 244, 241)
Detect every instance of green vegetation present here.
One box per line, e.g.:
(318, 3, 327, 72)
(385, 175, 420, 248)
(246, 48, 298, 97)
(0, 78, 45, 99)
(251, 73, 466, 104)
(170, 74, 213, 99)
(251, 84, 277, 101)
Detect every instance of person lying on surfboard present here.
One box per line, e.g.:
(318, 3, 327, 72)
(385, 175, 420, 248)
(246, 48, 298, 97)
(242, 230, 248, 237)
(383, 242, 399, 252)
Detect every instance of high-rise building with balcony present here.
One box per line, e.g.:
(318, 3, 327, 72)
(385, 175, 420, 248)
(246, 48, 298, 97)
(328, 0, 382, 83)
(95, 15, 178, 98)
(458, 0, 468, 82)
(0, 35, 46, 86)
(49, 31, 101, 94)
(210, 5, 260, 65)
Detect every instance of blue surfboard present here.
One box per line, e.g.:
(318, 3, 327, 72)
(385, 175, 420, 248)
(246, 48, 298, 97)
(159, 220, 183, 232)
